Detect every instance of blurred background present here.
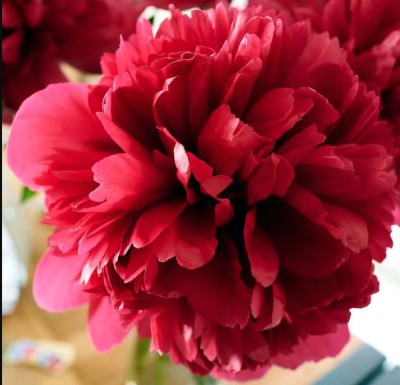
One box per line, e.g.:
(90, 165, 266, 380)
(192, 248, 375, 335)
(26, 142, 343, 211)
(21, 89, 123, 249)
(2, 115, 400, 384)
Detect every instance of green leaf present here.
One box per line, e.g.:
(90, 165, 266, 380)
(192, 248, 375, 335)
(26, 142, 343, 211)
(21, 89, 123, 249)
(20, 186, 36, 203)
(194, 375, 217, 385)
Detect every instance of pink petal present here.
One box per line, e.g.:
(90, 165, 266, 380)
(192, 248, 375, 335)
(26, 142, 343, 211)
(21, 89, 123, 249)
(212, 366, 269, 381)
(7, 83, 112, 190)
(33, 250, 89, 312)
(88, 296, 131, 352)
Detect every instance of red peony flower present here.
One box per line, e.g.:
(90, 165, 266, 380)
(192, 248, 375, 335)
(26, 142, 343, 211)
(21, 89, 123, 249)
(2, 0, 142, 111)
(250, 0, 400, 244)
(7, 3, 398, 380)
(249, 0, 400, 112)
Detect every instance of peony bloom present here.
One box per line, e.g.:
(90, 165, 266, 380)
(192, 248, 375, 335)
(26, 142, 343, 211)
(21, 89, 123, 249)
(7, 3, 398, 380)
(2, 0, 141, 111)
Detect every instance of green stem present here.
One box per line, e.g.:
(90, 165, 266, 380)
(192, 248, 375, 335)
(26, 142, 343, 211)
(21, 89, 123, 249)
(194, 375, 217, 385)
(154, 354, 169, 385)
(128, 338, 151, 383)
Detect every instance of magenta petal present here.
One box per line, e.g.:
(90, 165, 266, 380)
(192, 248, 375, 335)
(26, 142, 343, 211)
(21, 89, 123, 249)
(132, 199, 187, 248)
(88, 296, 130, 352)
(244, 209, 279, 287)
(33, 250, 89, 312)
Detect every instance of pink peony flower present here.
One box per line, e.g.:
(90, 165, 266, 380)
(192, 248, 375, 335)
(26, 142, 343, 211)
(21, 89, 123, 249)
(7, 3, 398, 380)
(2, 0, 142, 111)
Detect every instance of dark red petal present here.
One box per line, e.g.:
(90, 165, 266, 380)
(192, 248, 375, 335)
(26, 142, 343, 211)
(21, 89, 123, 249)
(244, 208, 279, 287)
(251, 283, 285, 330)
(247, 154, 295, 205)
(154, 237, 251, 328)
(266, 200, 350, 277)
(271, 325, 350, 369)
(175, 205, 217, 269)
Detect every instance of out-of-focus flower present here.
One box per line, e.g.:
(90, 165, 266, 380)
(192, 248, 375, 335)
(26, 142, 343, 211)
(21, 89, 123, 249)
(250, 0, 400, 233)
(249, 0, 400, 120)
(2, 0, 142, 111)
(7, 3, 398, 380)
(141, 0, 222, 10)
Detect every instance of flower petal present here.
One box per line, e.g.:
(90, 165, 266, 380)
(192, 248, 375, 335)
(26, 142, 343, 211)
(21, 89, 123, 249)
(247, 154, 295, 205)
(244, 208, 279, 287)
(88, 296, 131, 352)
(33, 250, 89, 312)
(175, 205, 217, 269)
(271, 325, 350, 369)
(131, 199, 187, 248)
(7, 83, 113, 190)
